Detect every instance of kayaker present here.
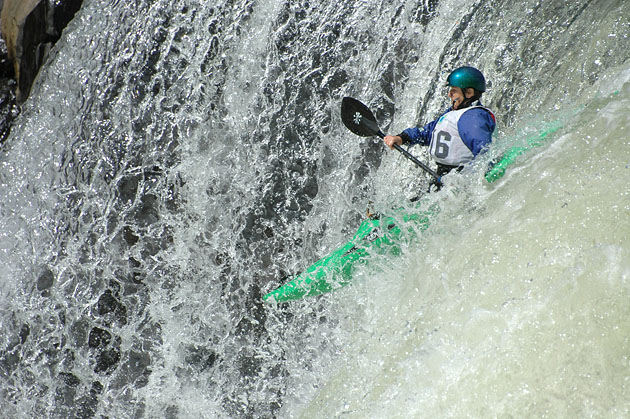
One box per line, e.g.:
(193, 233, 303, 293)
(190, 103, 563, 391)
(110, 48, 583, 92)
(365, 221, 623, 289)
(383, 66, 496, 189)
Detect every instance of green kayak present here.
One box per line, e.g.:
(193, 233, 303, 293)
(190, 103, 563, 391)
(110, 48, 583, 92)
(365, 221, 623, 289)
(484, 120, 561, 182)
(263, 209, 433, 302)
(263, 99, 561, 303)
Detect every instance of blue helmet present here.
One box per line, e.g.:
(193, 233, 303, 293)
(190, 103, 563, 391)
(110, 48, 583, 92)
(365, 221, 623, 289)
(447, 66, 486, 92)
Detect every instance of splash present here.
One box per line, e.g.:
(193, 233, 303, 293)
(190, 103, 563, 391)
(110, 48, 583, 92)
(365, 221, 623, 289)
(1, 0, 629, 418)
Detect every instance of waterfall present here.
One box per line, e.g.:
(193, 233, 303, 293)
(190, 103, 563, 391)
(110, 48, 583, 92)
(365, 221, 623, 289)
(1, 0, 629, 417)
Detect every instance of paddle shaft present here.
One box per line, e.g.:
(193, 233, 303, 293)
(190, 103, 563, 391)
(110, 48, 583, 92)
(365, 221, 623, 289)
(340, 97, 442, 185)
(374, 129, 442, 183)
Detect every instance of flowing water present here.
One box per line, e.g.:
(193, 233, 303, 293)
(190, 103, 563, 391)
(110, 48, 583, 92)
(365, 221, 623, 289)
(1, 0, 629, 417)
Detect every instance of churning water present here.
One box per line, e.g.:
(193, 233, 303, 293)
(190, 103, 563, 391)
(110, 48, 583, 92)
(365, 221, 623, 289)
(1, 0, 629, 417)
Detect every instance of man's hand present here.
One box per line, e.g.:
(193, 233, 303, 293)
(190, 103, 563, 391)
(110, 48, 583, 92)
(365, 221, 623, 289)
(383, 135, 403, 149)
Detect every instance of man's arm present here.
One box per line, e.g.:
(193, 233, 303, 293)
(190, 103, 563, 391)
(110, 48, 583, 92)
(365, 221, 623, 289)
(399, 118, 439, 146)
(458, 108, 496, 156)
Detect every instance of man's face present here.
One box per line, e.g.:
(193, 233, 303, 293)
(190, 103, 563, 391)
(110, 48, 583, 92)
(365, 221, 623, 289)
(448, 86, 474, 110)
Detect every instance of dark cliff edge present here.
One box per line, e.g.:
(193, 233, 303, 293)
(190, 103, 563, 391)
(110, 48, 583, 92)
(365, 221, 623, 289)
(0, 0, 83, 144)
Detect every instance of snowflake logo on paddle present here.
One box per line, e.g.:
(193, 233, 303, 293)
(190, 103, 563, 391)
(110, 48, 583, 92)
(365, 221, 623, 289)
(353, 112, 362, 125)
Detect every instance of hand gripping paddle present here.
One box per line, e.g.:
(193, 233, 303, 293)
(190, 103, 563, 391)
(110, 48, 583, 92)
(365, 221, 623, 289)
(341, 97, 441, 184)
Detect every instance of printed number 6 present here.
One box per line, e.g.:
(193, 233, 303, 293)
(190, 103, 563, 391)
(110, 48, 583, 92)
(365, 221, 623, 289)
(435, 131, 451, 158)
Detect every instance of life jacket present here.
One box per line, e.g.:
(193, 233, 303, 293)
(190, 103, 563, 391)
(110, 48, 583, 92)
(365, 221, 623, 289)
(428, 105, 493, 166)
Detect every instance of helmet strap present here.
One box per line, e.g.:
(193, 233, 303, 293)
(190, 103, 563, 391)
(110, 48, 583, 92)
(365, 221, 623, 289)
(458, 89, 481, 109)
(459, 97, 476, 109)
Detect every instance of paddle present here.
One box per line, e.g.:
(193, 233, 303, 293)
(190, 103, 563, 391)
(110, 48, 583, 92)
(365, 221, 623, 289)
(341, 97, 442, 184)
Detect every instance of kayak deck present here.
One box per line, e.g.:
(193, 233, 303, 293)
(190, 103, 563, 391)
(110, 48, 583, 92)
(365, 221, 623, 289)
(263, 210, 432, 303)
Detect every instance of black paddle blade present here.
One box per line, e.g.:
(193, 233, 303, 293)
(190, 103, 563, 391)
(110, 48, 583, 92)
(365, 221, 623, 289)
(341, 97, 441, 181)
(341, 97, 384, 138)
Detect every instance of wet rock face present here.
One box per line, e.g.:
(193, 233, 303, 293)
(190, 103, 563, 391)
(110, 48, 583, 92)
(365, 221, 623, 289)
(0, 36, 17, 143)
(1, 0, 50, 102)
(0, 0, 83, 103)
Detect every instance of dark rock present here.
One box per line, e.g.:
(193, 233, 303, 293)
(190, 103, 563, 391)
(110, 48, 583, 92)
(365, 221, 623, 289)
(0, 36, 14, 78)
(0, 0, 83, 144)
(76, 381, 102, 418)
(0, 37, 18, 144)
(51, 0, 84, 36)
(121, 349, 151, 386)
(96, 289, 128, 325)
(118, 175, 139, 202)
(59, 371, 81, 387)
(1, 0, 52, 102)
(135, 193, 160, 226)
(87, 327, 111, 349)
(88, 327, 121, 374)
(18, 324, 29, 348)
(36, 267, 54, 292)
(123, 226, 139, 246)
(94, 347, 120, 374)
(0, 0, 84, 103)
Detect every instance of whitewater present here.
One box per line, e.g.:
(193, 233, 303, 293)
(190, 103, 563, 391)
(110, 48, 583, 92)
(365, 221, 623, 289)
(1, 0, 629, 418)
